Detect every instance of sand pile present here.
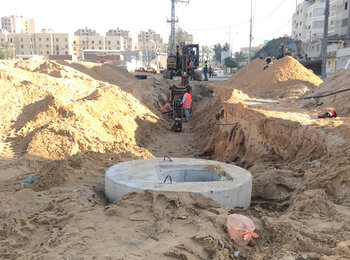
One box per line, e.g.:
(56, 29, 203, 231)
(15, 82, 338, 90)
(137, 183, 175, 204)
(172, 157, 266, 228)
(300, 67, 350, 115)
(225, 56, 323, 99)
(0, 59, 161, 161)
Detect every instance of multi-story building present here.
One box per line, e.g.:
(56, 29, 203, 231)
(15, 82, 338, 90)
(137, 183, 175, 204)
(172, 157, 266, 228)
(138, 29, 162, 44)
(0, 29, 69, 57)
(135, 29, 168, 53)
(105, 35, 125, 51)
(1, 15, 35, 33)
(292, 0, 350, 74)
(72, 28, 104, 58)
(106, 28, 132, 51)
(292, 0, 326, 42)
(73, 28, 133, 59)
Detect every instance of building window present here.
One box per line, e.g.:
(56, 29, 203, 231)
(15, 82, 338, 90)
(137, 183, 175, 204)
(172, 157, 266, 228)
(46, 44, 49, 48)
(47, 38, 49, 41)
(99, 47, 102, 50)
(117, 41, 120, 44)
(65, 51, 68, 54)
(40, 51, 42, 55)
(74, 47, 76, 51)
(39, 38, 42, 41)
(314, 8, 324, 17)
(99, 40, 102, 44)
(108, 41, 111, 45)
(92, 47, 94, 50)
(47, 51, 49, 54)
(313, 20, 324, 29)
(65, 45, 68, 48)
(342, 19, 348, 27)
(92, 40, 94, 44)
(21, 44, 24, 48)
(73, 41, 76, 44)
(65, 38, 68, 42)
(345, 2, 348, 10)
(56, 38, 59, 42)
(21, 38, 23, 42)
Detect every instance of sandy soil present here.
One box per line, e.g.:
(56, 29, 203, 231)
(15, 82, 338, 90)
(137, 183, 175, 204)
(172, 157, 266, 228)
(0, 57, 350, 260)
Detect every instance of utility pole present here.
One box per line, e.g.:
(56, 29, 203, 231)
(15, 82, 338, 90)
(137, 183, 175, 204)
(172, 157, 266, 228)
(229, 26, 231, 56)
(321, 0, 329, 79)
(248, 0, 253, 64)
(167, 0, 189, 55)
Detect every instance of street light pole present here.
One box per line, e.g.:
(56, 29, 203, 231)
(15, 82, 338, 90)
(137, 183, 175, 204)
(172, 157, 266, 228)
(321, 0, 329, 79)
(248, 0, 253, 64)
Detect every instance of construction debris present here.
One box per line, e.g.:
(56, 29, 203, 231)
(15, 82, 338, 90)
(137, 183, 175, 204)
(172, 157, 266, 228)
(0, 57, 350, 259)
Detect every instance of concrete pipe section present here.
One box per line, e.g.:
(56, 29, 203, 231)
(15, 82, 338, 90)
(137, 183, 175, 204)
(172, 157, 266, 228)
(105, 157, 252, 209)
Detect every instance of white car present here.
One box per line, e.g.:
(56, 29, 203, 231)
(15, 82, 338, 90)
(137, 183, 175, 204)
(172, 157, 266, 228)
(213, 68, 223, 77)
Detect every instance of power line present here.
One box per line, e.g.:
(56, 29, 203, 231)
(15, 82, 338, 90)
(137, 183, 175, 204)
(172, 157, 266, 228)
(255, 0, 288, 23)
(183, 0, 288, 32)
(269, 19, 291, 37)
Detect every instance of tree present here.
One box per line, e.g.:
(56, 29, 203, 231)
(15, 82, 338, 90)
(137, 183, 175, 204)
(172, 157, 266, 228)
(222, 43, 230, 52)
(252, 36, 292, 60)
(212, 43, 222, 65)
(233, 51, 247, 69)
(0, 42, 14, 59)
(200, 45, 211, 65)
(224, 57, 237, 68)
(0, 48, 6, 59)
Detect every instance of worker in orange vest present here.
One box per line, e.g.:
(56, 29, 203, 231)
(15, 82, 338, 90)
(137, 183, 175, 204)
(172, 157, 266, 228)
(182, 89, 192, 122)
(162, 102, 174, 118)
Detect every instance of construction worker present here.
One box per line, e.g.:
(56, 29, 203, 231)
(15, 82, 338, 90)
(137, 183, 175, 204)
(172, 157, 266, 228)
(182, 89, 192, 122)
(162, 102, 175, 118)
(203, 61, 208, 81)
(189, 60, 195, 81)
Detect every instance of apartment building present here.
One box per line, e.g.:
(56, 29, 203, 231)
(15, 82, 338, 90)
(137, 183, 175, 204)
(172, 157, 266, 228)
(1, 15, 35, 33)
(73, 28, 133, 59)
(72, 28, 104, 58)
(292, 0, 350, 74)
(106, 28, 132, 51)
(138, 29, 163, 44)
(105, 35, 125, 51)
(0, 29, 69, 57)
(135, 29, 168, 53)
(292, 0, 326, 42)
(293, 0, 350, 40)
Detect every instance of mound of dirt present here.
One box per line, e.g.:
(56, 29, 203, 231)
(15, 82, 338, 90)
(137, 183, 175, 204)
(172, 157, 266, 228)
(300, 68, 350, 116)
(224, 56, 322, 99)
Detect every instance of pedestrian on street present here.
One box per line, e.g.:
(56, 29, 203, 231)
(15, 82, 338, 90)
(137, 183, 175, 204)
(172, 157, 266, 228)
(203, 61, 208, 81)
(208, 66, 213, 78)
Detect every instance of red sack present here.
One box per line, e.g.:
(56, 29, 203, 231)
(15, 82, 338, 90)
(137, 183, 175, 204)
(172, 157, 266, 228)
(226, 214, 259, 246)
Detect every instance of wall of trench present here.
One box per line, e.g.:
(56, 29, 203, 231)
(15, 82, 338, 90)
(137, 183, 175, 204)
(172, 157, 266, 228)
(202, 102, 347, 164)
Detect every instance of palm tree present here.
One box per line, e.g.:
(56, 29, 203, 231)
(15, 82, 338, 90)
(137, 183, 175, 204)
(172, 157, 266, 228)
(200, 45, 211, 65)
(233, 51, 247, 69)
(212, 44, 222, 65)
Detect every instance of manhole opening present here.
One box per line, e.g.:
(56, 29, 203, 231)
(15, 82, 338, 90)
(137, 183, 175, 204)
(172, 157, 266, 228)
(162, 170, 221, 183)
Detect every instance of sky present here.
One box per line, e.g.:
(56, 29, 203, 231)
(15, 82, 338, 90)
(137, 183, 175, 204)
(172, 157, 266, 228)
(1, 0, 300, 53)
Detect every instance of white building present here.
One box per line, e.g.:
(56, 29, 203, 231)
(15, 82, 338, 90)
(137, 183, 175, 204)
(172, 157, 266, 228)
(1, 15, 35, 33)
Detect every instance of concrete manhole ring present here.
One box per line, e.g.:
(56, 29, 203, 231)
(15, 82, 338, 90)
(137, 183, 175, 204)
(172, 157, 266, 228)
(105, 157, 252, 208)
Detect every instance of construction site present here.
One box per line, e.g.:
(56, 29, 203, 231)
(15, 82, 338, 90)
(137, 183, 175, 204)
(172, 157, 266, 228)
(0, 51, 349, 259)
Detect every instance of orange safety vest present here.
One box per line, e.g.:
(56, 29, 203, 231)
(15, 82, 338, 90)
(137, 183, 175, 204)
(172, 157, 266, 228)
(183, 93, 191, 108)
(162, 103, 171, 116)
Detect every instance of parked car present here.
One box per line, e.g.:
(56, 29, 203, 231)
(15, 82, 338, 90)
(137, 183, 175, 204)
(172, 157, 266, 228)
(213, 68, 223, 77)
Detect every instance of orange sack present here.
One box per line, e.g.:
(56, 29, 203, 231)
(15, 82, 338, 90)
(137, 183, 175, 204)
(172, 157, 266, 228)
(226, 214, 259, 246)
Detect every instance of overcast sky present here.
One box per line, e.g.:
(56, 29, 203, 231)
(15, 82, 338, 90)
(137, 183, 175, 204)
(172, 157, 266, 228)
(1, 0, 300, 52)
